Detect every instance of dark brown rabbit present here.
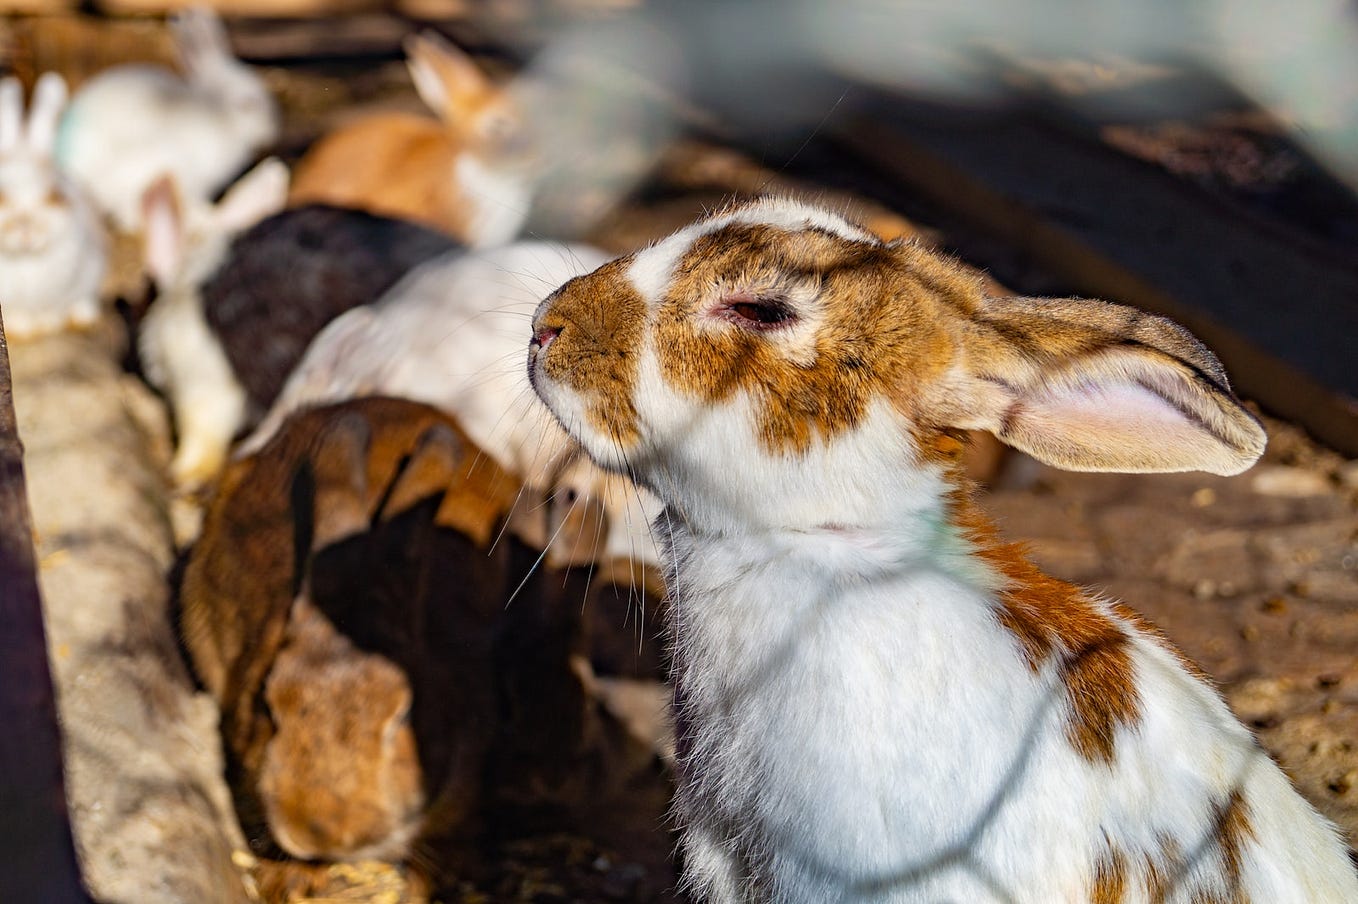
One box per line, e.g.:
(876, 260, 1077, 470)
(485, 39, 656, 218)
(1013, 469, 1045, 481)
(179, 397, 659, 878)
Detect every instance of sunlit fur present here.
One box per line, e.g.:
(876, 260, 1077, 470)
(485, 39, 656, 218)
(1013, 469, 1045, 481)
(529, 198, 1358, 902)
(246, 242, 661, 566)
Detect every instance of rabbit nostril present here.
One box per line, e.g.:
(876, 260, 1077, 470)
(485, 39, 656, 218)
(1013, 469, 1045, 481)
(533, 324, 561, 351)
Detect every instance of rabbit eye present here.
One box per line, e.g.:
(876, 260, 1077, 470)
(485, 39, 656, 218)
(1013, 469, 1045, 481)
(722, 295, 796, 331)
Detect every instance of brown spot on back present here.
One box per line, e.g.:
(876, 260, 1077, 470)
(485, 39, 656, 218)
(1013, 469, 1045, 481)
(1215, 790, 1255, 899)
(289, 114, 472, 239)
(950, 493, 1142, 763)
(1093, 845, 1127, 904)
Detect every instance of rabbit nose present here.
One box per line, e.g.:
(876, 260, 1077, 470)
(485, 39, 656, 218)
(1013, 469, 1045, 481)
(0, 215, 44, 252)
(532, 324, 561, 352)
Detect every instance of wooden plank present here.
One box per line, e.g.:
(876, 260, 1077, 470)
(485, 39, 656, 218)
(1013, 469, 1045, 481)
(0, 315, 92, 903)
(835, 95, 1358, 456)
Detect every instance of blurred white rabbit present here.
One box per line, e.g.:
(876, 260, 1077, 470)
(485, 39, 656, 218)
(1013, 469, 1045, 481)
(243, 243, 662, 566)
(0, 73, 107, 340)
(58, 7, 279, 232)
(138, 158, 290, 488)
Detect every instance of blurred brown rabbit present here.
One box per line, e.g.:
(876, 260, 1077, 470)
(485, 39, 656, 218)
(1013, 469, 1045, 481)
(180, 397, 648, 875)
(288, 31, 534, 247)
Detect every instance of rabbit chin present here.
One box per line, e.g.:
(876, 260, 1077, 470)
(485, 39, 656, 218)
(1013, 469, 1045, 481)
(267, 810, 422, 864)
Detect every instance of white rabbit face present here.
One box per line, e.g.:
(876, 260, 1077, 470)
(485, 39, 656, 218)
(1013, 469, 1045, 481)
(0, 157, 68, 255)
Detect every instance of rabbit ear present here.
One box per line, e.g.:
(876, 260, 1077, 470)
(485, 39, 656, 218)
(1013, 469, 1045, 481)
(928, 296, 1266, 476)
(142, 175, 185, 287)
(171, 6, 230, 75)
(403, 30, 494, 122)
(307, 411, 373, 551)
(24, 72, 66, 155)
(212, 158, 289, 234)
(0, 77, 23, 154)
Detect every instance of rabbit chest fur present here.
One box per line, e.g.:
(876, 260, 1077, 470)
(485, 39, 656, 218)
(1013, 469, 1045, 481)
(528, 198, 1358, 903)
(663, 491, 1347, 903)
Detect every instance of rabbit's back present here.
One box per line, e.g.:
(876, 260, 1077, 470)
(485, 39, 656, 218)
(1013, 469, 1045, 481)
(202, 204, 460, 411)
(669, 518, 1357, 903)
(289, 115, 466, 236)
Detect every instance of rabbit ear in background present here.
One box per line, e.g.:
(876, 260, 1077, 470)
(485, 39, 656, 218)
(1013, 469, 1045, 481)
(25, 72, 68, 155)
(404, 30, 495, 122)
(928, 295, 1267, 476)
(0, 77, 24, 154)
(142, 175, 185, 288)
(170, 6, 231, 76)
(211, 157, 289, 234)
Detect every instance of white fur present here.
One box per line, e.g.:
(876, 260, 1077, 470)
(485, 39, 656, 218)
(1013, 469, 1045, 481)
(453, 154, 533, 249)
(530, 199, 1358, 902)
(137, 159, 287, 487)
(0, 73, 106, 340)
(57, 9, 278, 232)
(243, 241, 662, 565)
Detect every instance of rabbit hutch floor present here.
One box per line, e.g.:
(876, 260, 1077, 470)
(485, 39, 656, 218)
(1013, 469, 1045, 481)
(6, 12, 1358, 903)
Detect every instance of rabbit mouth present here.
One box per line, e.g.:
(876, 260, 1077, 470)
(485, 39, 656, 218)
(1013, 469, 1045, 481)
(0, 219, 54, 255)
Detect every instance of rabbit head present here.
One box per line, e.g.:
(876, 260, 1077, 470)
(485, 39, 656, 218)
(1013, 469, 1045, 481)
(171, 6, 278, 154)
(0, 73, 106, 338)
(0, 74, 82, 257)
(529, 198, 1267, 533)
(258, 595, 424, 863)
(405, 30, 533, 169)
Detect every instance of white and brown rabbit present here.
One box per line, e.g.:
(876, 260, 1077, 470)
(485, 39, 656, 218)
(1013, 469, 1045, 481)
(57, 6, 279, 232)
(289, 30, 533, 248)
(0, 73, 106, 340)
(527, 198, 1358, 902)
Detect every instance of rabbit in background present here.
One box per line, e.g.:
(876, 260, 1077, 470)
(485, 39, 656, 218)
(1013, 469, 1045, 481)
(0, 73, 107, 340)
(527, 198, 1358, 902)
(137, 158, 290, 489)
(289, 30, 534, 248)
(200, 205, 460, 420)
(182, 397, 640, 867)
(241, 242, 663, 568)
(57, 6, 279, 233)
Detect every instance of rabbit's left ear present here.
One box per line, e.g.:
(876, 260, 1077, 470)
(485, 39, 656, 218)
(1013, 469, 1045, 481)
(404, 30, 494, 122)
(25, 72, 67, 155)
(0, 78, 23, 154)
(928, 296, 1266, 475)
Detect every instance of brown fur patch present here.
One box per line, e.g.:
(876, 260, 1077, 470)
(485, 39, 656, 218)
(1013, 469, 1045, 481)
(533, 255, 647, 448)
(1092, 845, 1128, 903)
(950, 494, 1142, 763)
(290, 113, 471, 238)
(653, 223, 978, 454)
(1215, 790, 1255, 899)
